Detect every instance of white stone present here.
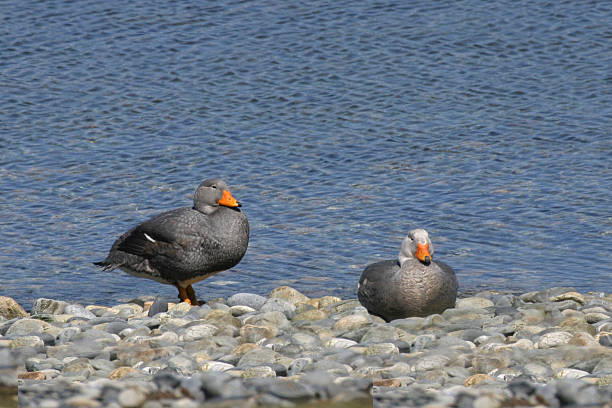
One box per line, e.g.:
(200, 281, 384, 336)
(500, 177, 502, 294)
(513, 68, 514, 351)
(555, 368, 590, 379)
(182, 324, 218, 341)
(325, 338, 357, 348)
(535, 331, 573, 348)
(201, 361, 235, 372)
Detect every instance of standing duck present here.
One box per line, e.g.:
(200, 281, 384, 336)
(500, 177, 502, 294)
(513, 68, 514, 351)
(95, 178, 249, 305)
(357, 228, 457, 321)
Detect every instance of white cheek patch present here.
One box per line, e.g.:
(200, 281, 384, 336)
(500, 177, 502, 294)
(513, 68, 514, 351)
(144, 233, 156, 243)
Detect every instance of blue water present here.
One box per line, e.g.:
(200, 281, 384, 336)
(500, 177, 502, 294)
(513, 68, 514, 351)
(1, 0, 610, 310)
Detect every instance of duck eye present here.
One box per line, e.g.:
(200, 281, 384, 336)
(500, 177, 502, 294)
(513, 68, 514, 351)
(211, 185, 217, 189)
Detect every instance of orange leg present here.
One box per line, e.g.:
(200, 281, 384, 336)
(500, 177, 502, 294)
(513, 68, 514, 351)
(175, 284, 192, 305)
(186, 285, 200, 306)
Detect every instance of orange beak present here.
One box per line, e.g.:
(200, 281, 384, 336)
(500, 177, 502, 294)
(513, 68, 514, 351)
(415, 243, 431, 265)
(218, 189, 240, 207)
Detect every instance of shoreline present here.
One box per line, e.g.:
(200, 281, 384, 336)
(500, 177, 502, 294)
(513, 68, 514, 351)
(2, 286, 612, 407)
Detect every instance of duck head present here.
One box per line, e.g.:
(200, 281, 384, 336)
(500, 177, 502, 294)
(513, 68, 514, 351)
(398, 228, 434, 266)
(194, 178, 241, 214)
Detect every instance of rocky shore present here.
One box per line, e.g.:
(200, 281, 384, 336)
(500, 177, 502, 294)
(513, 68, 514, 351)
(2, 286, 612, 407)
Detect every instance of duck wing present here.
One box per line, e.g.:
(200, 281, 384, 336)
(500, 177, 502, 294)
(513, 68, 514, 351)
(357, 260, 400, 311)
(116, 208, 222, 260)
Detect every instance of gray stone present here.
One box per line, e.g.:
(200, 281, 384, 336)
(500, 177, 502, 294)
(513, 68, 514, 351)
(198, 373, 252, 399)
(268, 380, 316, 400)
(442, 307, 494, 322)
(410, 334, 437, 352)
(520, 287, 576, 303)
(118, 388, 147, 408)
(288, 357, 313, 376)
(103, 321, 131, 335)
(323, 299, 363, 315)
(168, 354, 197, 375)
(260, 298, 296, 319)
(414, 354, 451, 371)
(269, 286, 310, 305)
(600, 333, 612, 347)
(227, 293, 268, 310)
(6, 318, 56, 337)
(184, 304, 213, 319)
(90, 359, 115, 372)
(313, 359, 352, 376)
(25, 357, 63, 372)
(592, 357, 612, 374)
(210, 302, 230, 312)
(64, 304, 96, 319)
(62, 358, 95, 377)
(244, 311, 291, 331)
(237, 348, 280, 368)
(167, 302, 192, 317)
(56, 327, 82, 345)
(71, 328, 118, 345)
(523, 362, 552, 379)
(148, 298, 168, 317)
(456, 297, 495, 309)
(389, 317, 425, 333)
(332, 314, 371, 332)
(360, 324, 412, 344)
(181, 324, 218, 341)
(555, 380, 603, 405)
(240, 324, 276, 343)
(32, 298, 69, 315)
(9, 335, 44, 350)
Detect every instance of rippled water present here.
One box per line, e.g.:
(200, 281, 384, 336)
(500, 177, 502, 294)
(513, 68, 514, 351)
(1, 0, 610, 309)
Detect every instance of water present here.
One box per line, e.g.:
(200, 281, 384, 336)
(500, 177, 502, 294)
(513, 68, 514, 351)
(1, 0, 610, 310)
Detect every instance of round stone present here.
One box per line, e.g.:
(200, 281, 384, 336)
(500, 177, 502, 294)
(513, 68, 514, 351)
(118, 388, 146, 408)
(64, 304, 96, 319)
(456, 297, 495, 309)
(269, 286, 310, 305)
(535, 331, 573, 348)
(240, 324, 276, 343)
(9, 336, 44, 350)
(182, 324, 218, 341)
(260, 298, 296, 318)
(333, 314, 370, 331)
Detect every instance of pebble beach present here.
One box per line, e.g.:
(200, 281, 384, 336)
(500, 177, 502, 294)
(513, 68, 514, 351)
(2, 286, 612, 408)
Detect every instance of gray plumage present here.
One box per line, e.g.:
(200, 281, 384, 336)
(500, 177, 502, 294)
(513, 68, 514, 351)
(357, 229, 457, 321)
(95, 178, 249, 304)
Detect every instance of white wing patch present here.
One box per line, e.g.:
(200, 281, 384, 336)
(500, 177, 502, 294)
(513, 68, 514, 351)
(144, 233, 156, 243)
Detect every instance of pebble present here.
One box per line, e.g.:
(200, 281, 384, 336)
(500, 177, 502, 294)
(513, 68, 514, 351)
(8, 286, 612, 408)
